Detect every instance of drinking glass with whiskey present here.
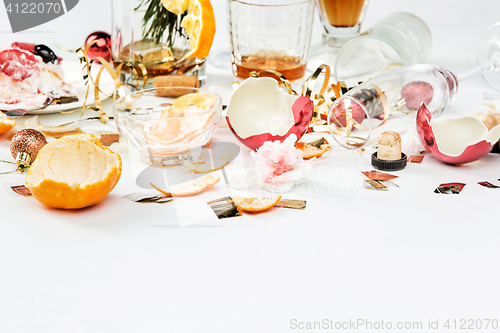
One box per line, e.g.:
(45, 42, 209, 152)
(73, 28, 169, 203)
(228, 0, 315, 82)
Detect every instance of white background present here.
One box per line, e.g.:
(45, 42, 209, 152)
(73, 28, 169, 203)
(1, 1, 500, 332)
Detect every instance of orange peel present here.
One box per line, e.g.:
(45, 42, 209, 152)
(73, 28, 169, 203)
(151, 173, 220, 196)
(0, 112, 16, 134)
(183, 151, 233, 173)
(25, 133, 122, 209)
(294, 141, 331, 160)
(232, 195, 281, 212)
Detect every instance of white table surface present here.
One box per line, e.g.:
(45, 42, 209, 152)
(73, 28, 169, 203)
(2, 1, 500, 332)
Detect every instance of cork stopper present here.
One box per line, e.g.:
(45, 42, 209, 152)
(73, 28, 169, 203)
(377, 131, 401, 161)
(153, 75, 200, 97)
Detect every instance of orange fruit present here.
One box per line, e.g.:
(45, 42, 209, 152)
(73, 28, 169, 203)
(181, 0, 216, 59)
(161, 0, 190, 14)
(232, 196, 282, 212)
(0, 112, 16, 134)
(25, 133, 122, 209)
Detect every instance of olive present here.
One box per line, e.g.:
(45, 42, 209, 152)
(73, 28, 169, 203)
(34, 44, 59, 64)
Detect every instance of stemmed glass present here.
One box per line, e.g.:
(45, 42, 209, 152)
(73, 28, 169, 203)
(327, 22, 500, 149)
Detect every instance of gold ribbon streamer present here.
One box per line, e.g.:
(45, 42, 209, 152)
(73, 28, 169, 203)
(249, 70, 296, 95)
(302, 64, 330, 98)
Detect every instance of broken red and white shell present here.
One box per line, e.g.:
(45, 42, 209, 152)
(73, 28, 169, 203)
(225, 77, 313, 151)
(416, 103, 500, 164)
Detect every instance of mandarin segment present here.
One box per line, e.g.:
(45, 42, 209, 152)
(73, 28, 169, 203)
(25, 133, 122, 209)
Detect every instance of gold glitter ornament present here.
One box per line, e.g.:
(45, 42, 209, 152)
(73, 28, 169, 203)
(4, 129, 47, 173)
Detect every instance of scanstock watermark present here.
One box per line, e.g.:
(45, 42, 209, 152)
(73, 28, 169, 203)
(290, 318, 500, 330)
(3, 0, 79, 32)
(290, 319, 424, 330)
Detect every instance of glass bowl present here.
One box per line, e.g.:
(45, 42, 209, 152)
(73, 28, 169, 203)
(113, 87, 223, 166)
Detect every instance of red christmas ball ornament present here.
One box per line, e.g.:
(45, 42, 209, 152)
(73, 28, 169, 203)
(84, 31, 111, 63)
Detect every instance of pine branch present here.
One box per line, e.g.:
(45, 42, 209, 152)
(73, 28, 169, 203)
(139, 0, 187, 47)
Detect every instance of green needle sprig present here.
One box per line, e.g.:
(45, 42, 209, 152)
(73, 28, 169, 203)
(137, 0, 187, 48)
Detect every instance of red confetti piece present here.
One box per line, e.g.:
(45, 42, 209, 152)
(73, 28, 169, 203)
(361, 170, 398, 181)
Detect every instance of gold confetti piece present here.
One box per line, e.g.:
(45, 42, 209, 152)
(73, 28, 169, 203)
(124, 192, 172, 203)
(434, 183, 465, 194)
(408, 155, 424, 163)
(361, 170, 398, 181)
(275, 199, 306, 210)
(11, 185, 31, 196)
(100, 134, 120, 146)
(363, 179, 388, 191)
(207, 196, 241, 219)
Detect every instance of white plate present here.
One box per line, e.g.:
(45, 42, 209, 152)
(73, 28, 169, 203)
(0, 52, 116, 114)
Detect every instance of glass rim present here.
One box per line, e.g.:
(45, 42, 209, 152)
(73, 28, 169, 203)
(327, 95, 372, 149)
(229, 0, 314, 7)
(334, 35, 407, 81)
(112, 87, 223, 120)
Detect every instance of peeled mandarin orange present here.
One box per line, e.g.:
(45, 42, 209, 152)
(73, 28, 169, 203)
(25, 133, 122, 209)
(181, 0, 216, 59)
(161, 0, 190, 14)
(0, 112, 16, 134)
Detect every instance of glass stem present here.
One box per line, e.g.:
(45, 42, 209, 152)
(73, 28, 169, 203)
(456, 61, 498, 82)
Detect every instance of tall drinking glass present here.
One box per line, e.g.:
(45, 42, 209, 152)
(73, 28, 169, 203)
(228, 0, 315, 81)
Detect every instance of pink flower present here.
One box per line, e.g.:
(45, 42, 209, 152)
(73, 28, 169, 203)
(250, 135, 312, 193)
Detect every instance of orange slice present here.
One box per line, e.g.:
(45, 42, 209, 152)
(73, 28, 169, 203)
(161, 0, 190, 14)
(232, 195, 281, 212)
(151, 173, 220, 196)
(181, 0, 216, 59)
(25, 133, 122, 209)
(0, 112, 16, 134)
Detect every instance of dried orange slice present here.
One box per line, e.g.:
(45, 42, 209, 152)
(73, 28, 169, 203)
(181, 0, 216, 59)
(0, 112, 16, 134)
(161, 0, 190, 14)
(232, 195, 281, 212)
(151, 173, 220, 196)
(25, 133, 122, 209)
(294, 142, 330, 160)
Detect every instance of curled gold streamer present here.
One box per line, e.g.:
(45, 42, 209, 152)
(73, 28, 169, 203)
(249, 70, 296, 95)
(302, 64, 330, 98)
